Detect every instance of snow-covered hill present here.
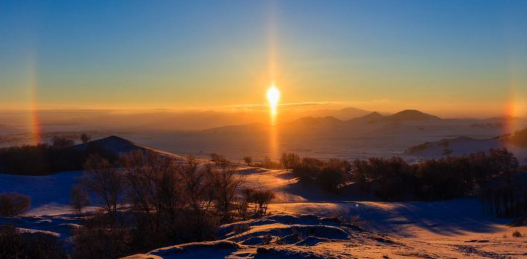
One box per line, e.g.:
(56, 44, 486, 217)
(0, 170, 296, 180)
(122, 199, 527, 259)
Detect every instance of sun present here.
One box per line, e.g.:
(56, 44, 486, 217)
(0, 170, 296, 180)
(267, 85, 280, 116)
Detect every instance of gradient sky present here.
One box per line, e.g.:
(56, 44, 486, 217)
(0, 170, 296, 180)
(0, 0, 526, 117)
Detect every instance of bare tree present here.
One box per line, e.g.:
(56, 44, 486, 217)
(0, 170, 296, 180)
(242, 189, 275, 216)
(243, 156, 252, 166)
(207, 158, 244, 222)
(51, 136, 75, 148)
(0, 192, 31, 217)
(120, 150, 181, 235)
(81, 155, 124, 223)
(177, 156, 218, 240)
(70, 185, 91, 214)
(210, 153, 224, 163)
(280, 153, 301, 169)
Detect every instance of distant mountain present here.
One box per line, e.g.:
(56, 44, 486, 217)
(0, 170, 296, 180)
(307, 107, 370, 120)
(386, 110, 441, 122)
(347, 110, 440, 124)
(348, 112, 384, 124)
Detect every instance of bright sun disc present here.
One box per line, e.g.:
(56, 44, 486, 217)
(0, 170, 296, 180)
(267, 85, 280, 115)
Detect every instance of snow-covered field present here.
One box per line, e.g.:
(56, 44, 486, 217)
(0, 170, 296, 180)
(2, 167, 527, 258)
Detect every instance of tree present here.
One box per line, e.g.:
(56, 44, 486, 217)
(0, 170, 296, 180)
(177, 156, 217, 240)
(119, 150, 181, 240)
(81, 155, 124, 223)
(243, 188, 275, 216)
(292, 157, 325, 183)
(280, 153, 301, 169)
(80, 133, 92, 144)
(70, 185, 91, 214)
(0, 192, 31, 217)
(243, 156, 252, 166)
(51, 136, 75, 149)
(0, 225, 67, 259)
(316, 159, 351, 193)
(207, 158, 244, 223)
(210, 153, 224, 163)
(262, 156, 280, 169)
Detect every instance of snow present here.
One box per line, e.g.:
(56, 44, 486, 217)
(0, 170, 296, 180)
(119, 169, 527, 259)
(1, 151, 527, 258)
(0, 171, 83, 215)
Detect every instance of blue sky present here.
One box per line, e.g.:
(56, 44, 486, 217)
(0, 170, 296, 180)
(0, 0, 525, 116)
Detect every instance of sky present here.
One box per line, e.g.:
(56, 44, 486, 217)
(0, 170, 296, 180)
(0, 0, 526, 117)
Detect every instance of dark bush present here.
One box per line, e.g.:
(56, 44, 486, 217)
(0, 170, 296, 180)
(72, 223, 132, 259)
(243, 188, 275, 215)
(243, 156, 252, 166)
(349, 148, 523, 207)
(0, 142, 116, 175)
(51, 136, 75, 149)
(316, 159, 351, 193)
(261, 156, 281, 169)
(508, 128, 527, 147)
(0, 193, 30, 217)
(70, 185, 91, 214)
(280, 153, 301, 169)
(0, 224, 67, 259)
(292, 157, 325, 183)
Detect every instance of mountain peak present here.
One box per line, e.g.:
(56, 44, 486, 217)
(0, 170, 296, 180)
(388, 110, 440, 121)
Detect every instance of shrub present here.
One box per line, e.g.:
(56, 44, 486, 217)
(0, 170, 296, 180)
(70, 185, 91, 214)
(280, 153, 300, 169)
(243, 188, 275, 215)
(513, 230, 522, 238)
(262, 156, 281, 169)
(243, 156, 252, 166)
(317, 159, 350, 193)
(210, 153, 225, 163)
(292, 157, 325, 183)
(0, 142, 116, 175)
(72, 224, 132, 259)
(51, 136, 75, 149)
(508, 128, 527, 147)
(0, 192, 31, 217)
(0, 224, 66, 259)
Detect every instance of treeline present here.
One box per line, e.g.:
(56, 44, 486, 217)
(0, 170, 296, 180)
(0, 135, 114, 175)
(507, 128, 527, 147)
(277, 149, 526, 217)
(70, 151, 274, 259)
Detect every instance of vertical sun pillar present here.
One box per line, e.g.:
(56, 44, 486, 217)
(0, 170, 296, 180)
(29, 59, 42, 144)
(267, 84, 280, 125)
(267, 84, 280, 160)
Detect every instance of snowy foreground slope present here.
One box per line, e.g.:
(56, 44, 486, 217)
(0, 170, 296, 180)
(122, 168, 527, 259)
(122, 208, 527, 259)
(2, 167, 527, 258)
